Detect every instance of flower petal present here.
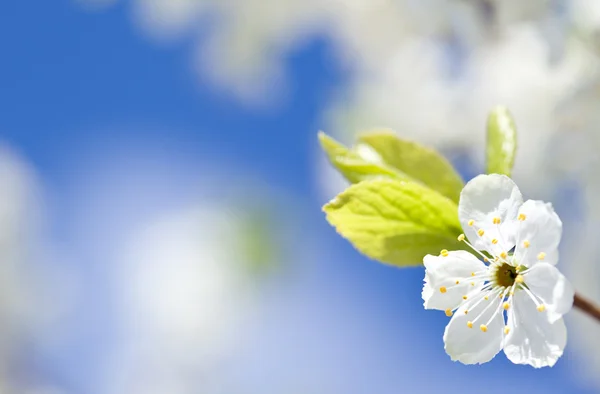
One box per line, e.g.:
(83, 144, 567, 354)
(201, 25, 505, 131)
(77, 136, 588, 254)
(443, 289, 504, 364)
(504, 290, 567, 368)
(522, 263, 574, 323)
(422, 251, 486, 311)
(513, 200, 562, 266)
(458, 174, 522, 254)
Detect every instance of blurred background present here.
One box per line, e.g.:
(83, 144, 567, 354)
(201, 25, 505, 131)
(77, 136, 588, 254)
(1, 0, 600, 393)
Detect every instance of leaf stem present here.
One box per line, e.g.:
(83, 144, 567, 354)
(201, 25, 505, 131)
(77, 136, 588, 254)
(574, 293, 600, 323)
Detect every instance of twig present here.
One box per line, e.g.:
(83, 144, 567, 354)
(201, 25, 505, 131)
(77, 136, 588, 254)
(574, 293, 600, 323)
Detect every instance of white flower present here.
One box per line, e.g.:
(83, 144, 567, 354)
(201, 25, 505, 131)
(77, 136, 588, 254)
(422, 174, 574, 367)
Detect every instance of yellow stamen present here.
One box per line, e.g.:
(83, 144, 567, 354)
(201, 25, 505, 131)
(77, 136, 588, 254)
(477, 229, 485, 237)
(464, 310, 468, 314)
(491, 238, 498, 245)
(523, 240, 530, 248)
(493, 217, 501, 225)
(518, 213, 527, 221)
(439, 286, 447, 293)
(445, 309, 453, 317)
(468, 220, 475, 226)
(537, 252, 546, 261)
(515, 275, 524, 284)
(441, 249, 449, 257)
(500, 252, 508, 259)
(467, 321, 473, 328)
(455, 280, 460, 285)
(503, 302, 510, 310)
(471, 272, 475, 277)
(484, 296, 489, 300)
(462, 295, 468, 300)
(537, 304, 546, 312)
(470, 282, 475, 286)
(480, 324, 488, 332)
(458, 234, 465, 242)
(504, 326, 510, 335)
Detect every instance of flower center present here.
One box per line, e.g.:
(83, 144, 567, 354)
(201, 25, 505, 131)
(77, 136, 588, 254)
(493, 262, 517, 288)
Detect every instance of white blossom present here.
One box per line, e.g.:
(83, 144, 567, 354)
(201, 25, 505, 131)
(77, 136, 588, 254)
(423, 174, 574, 367)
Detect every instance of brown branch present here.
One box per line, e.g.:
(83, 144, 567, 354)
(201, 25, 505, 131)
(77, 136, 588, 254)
(574, 293, 600, 323)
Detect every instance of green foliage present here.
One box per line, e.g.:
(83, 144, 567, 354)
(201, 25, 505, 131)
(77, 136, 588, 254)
(323, 179, 464, 267)
(358, 130, 464, 203)
(319, 106, 519, 268)
(317, 131, 409, 184)
(486, 106, 517, 176)
(239, 207, 280, 276)
(319, 130, 464, 202)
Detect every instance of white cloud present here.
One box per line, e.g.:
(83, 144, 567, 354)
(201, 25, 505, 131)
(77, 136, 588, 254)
(100, 204, 257, 394)
(0, 145, 69, 392)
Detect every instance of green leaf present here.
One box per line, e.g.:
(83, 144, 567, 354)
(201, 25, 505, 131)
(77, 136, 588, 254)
(323, 179, 464, 267)
(318, 131, 410, 184)
(486, 106, 517, 176)
(358, 130, 464, 203)
(318, 131, 464, 203)
(238, 206, 280, 276)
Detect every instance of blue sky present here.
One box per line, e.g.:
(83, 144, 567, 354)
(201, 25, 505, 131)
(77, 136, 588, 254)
(0, 1, 593, 393)
(0, 1, 343, 191)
